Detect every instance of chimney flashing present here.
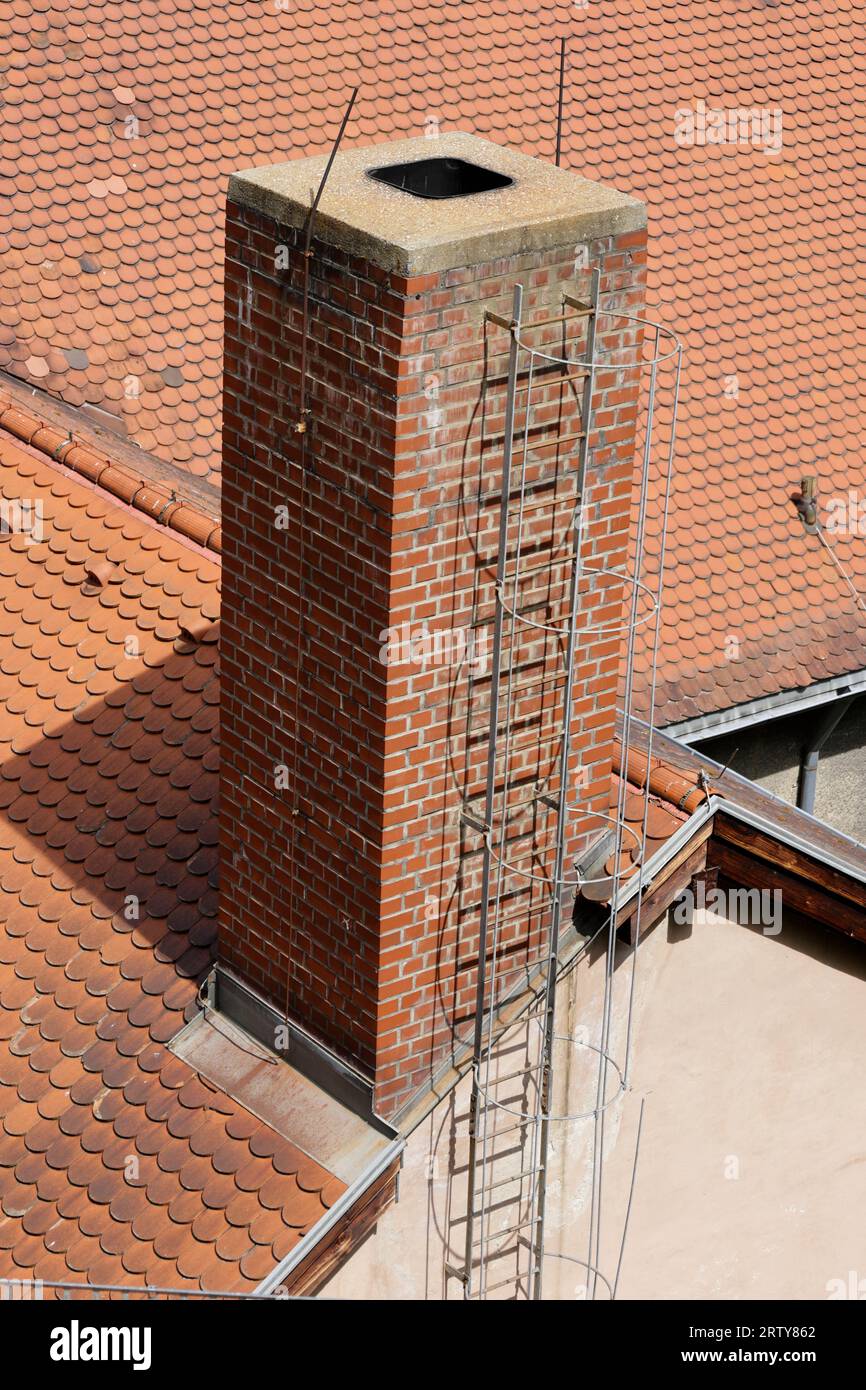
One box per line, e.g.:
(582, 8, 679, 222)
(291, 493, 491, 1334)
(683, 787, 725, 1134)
(228, 131, 646, 274)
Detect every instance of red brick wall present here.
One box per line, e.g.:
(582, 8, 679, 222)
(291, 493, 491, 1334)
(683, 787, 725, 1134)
(220, 197, 646, 1118)
(220, 203, 400, 1074)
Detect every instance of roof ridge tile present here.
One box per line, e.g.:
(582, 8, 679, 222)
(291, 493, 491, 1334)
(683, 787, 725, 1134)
(0, 394, 222, 557)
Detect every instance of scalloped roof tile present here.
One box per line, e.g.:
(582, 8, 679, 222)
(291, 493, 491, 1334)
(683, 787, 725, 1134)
(0, 431, 343, 1297)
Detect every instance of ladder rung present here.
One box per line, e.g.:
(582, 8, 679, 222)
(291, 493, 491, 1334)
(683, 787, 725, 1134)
(474, 689, 579, 718)
(486, 360, 590, 387)
(475, 1119, 532, 1141)
(479, 1096, 538, 1120)
(512, 429, 585, 453)
(478, 1062, 543, 1087)
(468, 1272, 532, 1296)
(483, 906, 553, 928)
(475, 486, 575, 512)
(467, 686, 583, 722)
(479, 916, 551, 942)
(523, 306, 595, 328)
(473, 668, 569, 696)
(451, 1142, 522, 1177)
(482, 420, 582, 448)
(474, 1165, 544, 1198)
(472, 722, 582, 755)
(485, 430, 585, 458)
(469, 1193, 523, 1222)
(483, 495, 577, 521)
(484, 979, 549, 1006)
(515, 371, 589, 394)
(478, 931, 551, 955)
(473, 1216, 540, 1246)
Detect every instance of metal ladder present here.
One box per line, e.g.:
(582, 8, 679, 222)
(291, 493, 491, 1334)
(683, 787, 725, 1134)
(456, 272, 602, 1300)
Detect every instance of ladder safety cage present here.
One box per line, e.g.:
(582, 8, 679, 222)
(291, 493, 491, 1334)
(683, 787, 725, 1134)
(456, 274, 682, 1301)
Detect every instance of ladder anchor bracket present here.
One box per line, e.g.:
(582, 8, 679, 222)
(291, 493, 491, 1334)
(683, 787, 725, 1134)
(485, 310, 517, 332)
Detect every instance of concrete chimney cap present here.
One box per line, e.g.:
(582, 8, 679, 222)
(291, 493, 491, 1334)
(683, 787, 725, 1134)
(228, 131, 646, 275)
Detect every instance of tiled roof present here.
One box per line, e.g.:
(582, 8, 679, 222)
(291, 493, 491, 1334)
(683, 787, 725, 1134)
(2, 1, 864, 724)
(0, 432, 343, 1297)
(0, 0, 576, 482)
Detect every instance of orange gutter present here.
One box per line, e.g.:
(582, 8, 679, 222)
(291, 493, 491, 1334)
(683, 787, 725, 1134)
(0, 394, 221, 555)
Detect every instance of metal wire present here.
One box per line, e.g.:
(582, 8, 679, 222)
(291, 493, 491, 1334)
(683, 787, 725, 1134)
(587, 324, 662, 1297)
(816, 525, 866, 616)
(612, 1095, 646, 1298)
(623, 338, 684, 1090)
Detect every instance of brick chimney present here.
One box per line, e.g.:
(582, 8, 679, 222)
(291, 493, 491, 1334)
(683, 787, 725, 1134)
(219, 133, 647, 1121)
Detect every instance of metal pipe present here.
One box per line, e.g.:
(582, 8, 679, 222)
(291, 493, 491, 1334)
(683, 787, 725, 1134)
(555, 37, 566, 166)
(295, 87, 359, 434)
(533, 268, 600, 1300)
(797, 694, 855, 815)
(0, 1277, 273, 1301)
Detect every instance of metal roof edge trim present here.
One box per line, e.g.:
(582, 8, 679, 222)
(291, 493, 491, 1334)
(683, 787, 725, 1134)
(710, 797, 866, 888)
(253, 1135, 406, 1297)
(665, 667, 866, 744)
(611, 799, 716, 911)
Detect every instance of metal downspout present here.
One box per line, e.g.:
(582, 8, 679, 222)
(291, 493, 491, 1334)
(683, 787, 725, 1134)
(796, 695, 855, 815)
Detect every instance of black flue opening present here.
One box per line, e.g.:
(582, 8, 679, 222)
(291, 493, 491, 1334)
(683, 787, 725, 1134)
(368, 157, 513, 201)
